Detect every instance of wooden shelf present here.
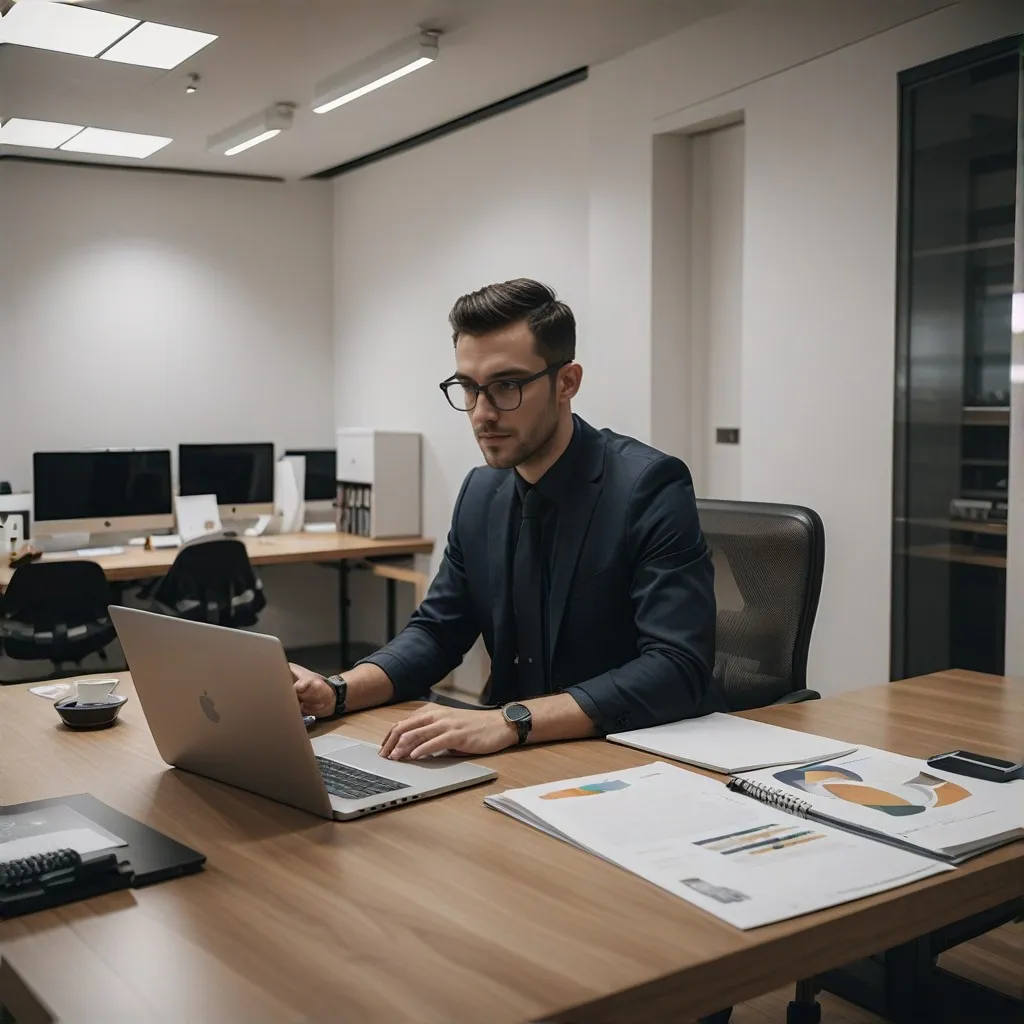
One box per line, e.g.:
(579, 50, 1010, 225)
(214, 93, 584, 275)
(897, 543, 1006, 569)
(963, 406, 1010, 426)
(898, 518, 1007, 536)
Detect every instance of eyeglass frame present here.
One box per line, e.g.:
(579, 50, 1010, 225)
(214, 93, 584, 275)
(438, 360, 572, 412)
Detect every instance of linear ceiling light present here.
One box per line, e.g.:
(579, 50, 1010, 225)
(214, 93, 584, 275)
(0, 116, 84, 148)
(313, 31, 439, 115)
(0, 1, 139, 57)
(207, 102, 295, 156)
(60, 126, 172, 158)
(99, 20, 217, 70)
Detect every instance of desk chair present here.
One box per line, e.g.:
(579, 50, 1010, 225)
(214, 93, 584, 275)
(697, 499, 825, 711)
(151, 539, 265, 628)
(0, 561, 117, 676)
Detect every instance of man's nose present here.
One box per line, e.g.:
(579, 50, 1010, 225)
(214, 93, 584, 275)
(470, 394, 496, 429)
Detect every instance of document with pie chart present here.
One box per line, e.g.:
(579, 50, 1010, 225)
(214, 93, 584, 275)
(731, 746, 1024, 863)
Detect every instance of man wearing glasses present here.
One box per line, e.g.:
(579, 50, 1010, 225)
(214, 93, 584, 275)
(293, 278, 721, 759)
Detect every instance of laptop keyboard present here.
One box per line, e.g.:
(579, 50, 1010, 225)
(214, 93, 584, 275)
(315, 756, 411, 800)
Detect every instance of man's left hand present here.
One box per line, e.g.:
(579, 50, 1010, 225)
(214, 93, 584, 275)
(378, 706, 517, 760)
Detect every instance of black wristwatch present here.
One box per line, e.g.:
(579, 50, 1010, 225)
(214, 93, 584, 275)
(502, 702, 532, 745)
(325, 674, 348, 718)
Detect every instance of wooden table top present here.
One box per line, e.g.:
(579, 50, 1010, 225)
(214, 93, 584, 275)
(1, 670, 1021, 1024)
(0, 532, 435, 591)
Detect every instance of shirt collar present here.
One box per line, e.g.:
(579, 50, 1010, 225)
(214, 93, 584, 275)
(514, 415, 581, 507)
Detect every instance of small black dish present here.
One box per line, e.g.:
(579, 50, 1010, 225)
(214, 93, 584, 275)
(54, 694, 128, 730)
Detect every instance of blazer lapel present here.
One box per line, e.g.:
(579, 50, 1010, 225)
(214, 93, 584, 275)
(548, 426, 606, 668)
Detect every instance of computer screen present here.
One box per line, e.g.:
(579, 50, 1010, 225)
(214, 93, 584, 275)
(178, 443, 275, 506)
(33, 450, 173, 524)
(283, 449, 336, 502)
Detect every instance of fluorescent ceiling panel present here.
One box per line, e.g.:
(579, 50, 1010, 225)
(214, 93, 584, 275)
(0, 1, 139, 57)
(60, 127, 172, 159)
(99, 21, 217, 70)
(0, 117, 83, 149)
(223, 129, 279, 156)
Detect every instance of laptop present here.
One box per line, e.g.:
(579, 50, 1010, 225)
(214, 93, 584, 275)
(109, 606, 497, 819)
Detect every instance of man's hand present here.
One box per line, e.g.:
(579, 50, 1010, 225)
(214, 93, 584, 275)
(378, 706, 518, 760)
(291, 663, 336, 718)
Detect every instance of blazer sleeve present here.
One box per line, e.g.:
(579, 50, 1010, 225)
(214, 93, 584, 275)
(356, 470, 482, 701)
(564, 456, 717, 732)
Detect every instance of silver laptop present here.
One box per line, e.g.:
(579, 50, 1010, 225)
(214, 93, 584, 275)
(109, 606, 496, 819)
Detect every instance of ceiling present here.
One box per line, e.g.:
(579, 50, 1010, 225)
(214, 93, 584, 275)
(0, 0, 743, 180)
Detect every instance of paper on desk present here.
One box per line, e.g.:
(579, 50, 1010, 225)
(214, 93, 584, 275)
(608, 712, 857, 773)
(486, 762, 949, 929)
(29, 683, 71, 701)
(0, 806, 127, 862)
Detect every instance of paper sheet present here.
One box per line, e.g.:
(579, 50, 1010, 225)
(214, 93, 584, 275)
(0, 805, 127, 862)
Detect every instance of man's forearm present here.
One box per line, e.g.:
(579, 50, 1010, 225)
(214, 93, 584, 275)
(520, 692, 598, 744)
(340, 662, 395, 712)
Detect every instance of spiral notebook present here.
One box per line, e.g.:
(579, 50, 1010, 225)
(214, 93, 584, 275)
(728, 746, 1024, 864)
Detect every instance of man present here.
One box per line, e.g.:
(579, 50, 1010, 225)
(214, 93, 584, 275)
(293, 278, 721, 760)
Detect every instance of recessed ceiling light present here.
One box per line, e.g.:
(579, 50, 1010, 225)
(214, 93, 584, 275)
(0, 117, 84, 149)
(99, 21, 217, 70)
(60, 127, 172, 159)
(313, 32, 439, 115)
(0, 1, 139, 58)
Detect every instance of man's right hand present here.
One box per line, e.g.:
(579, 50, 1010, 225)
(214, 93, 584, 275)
(291, 663, 337, 717)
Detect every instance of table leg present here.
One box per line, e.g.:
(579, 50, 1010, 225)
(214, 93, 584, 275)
(338, 561, 350, 669)
(386, 579, 397, 641)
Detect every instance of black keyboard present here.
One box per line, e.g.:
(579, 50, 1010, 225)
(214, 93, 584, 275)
(315, 756, 411, 800)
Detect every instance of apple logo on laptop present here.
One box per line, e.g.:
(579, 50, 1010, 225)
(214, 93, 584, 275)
(199, 690, 220, 723)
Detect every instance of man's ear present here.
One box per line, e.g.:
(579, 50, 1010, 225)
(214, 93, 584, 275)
(561, 363, 582, 401)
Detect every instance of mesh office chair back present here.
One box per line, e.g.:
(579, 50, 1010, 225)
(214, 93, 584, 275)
(0, 560, 116, 666)
(152, 539, 266, 629)
(697, 499, 825, 711)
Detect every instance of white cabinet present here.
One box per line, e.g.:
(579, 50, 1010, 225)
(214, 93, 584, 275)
(335, 429, 421, 538)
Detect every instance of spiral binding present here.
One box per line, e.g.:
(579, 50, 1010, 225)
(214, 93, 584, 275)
(0, 848, 82, 890)
(727, 778, 813, 818)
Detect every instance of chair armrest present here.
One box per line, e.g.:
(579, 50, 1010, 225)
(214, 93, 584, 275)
(772, 688, 821, 705)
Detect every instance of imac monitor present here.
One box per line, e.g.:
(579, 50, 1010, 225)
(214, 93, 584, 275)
(178, 443, 274, 517)
(33, 449, 174, 538)
(283, 449, 336, 506)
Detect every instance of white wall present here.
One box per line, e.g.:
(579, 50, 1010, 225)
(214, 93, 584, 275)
(0, 161, 338, 649)
(589, 0, 1024, 694)
(332, 83, 590, 690)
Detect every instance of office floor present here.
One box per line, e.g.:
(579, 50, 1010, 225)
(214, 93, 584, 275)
(727, 920, 1023, 1023)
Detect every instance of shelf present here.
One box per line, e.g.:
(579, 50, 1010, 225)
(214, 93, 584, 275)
(898, 517, 1008, 536)
(897, 543, 1006, 569)
(961, 458, 1009, 466)
(962, 406, 1009, 426)
(912, 239, 1014, 258)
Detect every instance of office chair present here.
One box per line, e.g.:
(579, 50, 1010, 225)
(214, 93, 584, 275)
(697, 498, 825, 712)
(0, 561, 117, 676)
(151, 538, 266, 628)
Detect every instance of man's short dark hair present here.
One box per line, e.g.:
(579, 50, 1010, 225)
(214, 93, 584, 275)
(449, 278, 575, 365)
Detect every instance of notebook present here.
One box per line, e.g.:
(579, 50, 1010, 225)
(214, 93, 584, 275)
(607, 712, 857, 773)
(730, 746, 1024, 863)
(485, 762, 949, 929)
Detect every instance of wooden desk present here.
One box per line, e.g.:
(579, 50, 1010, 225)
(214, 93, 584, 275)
(1, 670, 1021, 1023)
(0, 532, 434, 668)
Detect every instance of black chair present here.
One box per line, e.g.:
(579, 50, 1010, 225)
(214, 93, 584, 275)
(151, 538, 266, 628)
(0, 561, 117, 674)
(697, 498, 825, 711)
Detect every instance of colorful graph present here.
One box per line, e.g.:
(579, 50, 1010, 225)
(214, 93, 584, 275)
(694, 823, 825, 857)
(773, 765, 971, 817)
(540, 779, 631, 800)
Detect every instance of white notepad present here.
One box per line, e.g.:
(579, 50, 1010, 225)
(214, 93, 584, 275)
(607, 713, 857, 774)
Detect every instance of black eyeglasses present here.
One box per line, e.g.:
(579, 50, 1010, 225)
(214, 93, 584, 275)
(439, 361, 570, 412)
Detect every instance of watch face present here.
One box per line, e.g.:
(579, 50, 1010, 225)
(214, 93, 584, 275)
(505, 703, 530, 723)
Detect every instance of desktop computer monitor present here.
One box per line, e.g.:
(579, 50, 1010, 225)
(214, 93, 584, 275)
(33, 449, 174, 539)
(178, 443, 274, 517)
(283, 449, 336, 506)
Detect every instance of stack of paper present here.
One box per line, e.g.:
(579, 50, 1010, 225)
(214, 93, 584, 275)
(607, 712, 857, 773)
(486, 762, 948, 929)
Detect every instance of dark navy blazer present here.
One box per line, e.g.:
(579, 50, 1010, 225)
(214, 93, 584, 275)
(361, 415, 722, 733)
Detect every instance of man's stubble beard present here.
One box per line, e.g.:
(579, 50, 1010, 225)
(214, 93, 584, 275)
(478, 401, 560, 471)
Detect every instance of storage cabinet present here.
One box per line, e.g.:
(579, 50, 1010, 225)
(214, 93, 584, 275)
(335, 429, 421, 538)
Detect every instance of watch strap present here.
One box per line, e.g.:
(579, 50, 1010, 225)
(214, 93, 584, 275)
(325, 674, 347, 718)
(503, 702, 532, 745)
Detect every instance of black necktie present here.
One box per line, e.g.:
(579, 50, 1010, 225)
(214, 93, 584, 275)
(513, 487, 546, 697)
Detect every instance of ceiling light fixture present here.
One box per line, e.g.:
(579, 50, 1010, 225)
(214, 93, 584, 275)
(0, 0, 139, 57)
(0, 116, 84, 149)
(60, 126, 172, 158)
(185, 73, 200, 94)
(312, 31, 439, 115)
(207, 102, 295, 157)
(99, 20, 217, 70)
